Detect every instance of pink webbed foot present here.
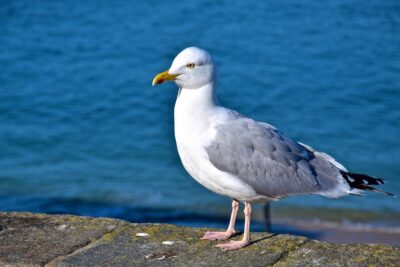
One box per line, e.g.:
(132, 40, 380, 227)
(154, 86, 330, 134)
(215, 239, 250, 251)
(200, 230, 236, 241)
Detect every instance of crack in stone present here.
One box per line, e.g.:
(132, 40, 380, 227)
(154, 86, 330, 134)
(44, 226, 122, 267)
(269, 239, 312, 266)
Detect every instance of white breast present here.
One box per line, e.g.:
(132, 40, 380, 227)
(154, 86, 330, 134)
(173, 87, 265, 202)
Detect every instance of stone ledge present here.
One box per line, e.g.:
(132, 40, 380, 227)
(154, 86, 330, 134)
(0, 212, 398, 267)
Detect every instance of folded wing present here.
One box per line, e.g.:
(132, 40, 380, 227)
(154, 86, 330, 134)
(206, 117, 350, 198)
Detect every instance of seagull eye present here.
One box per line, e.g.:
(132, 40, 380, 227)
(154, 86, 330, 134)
(186, 63, 195, 69)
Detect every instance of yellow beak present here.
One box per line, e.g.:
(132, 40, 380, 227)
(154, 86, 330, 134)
(152, 70, 179, 86)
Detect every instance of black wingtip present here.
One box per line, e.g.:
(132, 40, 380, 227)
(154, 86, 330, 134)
(341, 171, 395, 197)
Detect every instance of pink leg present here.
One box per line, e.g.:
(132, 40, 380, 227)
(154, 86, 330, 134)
(215, 202, 251, 250)
(201, 200, 239, 241)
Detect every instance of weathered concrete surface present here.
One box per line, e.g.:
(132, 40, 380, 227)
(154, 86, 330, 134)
(0, 212, 398, 267)
(0, 212, 127, 266)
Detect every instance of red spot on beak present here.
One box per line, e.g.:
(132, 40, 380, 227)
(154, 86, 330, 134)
(158, 79, 164, 84)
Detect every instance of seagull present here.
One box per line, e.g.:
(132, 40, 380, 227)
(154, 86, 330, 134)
(152, 47, 393, 251)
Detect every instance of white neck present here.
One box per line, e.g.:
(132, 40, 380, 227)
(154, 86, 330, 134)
(174, 82, 219, 136)
(177, 82, 218, 108)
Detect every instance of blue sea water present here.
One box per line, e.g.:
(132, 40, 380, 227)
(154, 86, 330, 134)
(1, 0, 399, 227)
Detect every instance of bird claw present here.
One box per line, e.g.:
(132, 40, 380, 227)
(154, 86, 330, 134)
(215, 240, 250, 251)
(200, 230, 235, 241)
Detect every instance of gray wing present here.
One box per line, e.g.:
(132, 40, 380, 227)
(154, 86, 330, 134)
(206, 117, 343, 198)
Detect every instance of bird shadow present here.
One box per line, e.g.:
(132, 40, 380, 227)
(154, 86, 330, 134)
(231, 231, 243, 238)
(250, 233, 277, 245)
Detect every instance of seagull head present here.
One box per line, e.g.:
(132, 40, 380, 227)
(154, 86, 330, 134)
(152, 47, 215, 89)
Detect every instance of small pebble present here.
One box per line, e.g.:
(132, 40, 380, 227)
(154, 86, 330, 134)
(162, 241, 174, 245)
(145, 253, 154, 259)
(106, 225, 116, 231)
(57, 224, 67, 231)
(136, 232, 149, 237)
